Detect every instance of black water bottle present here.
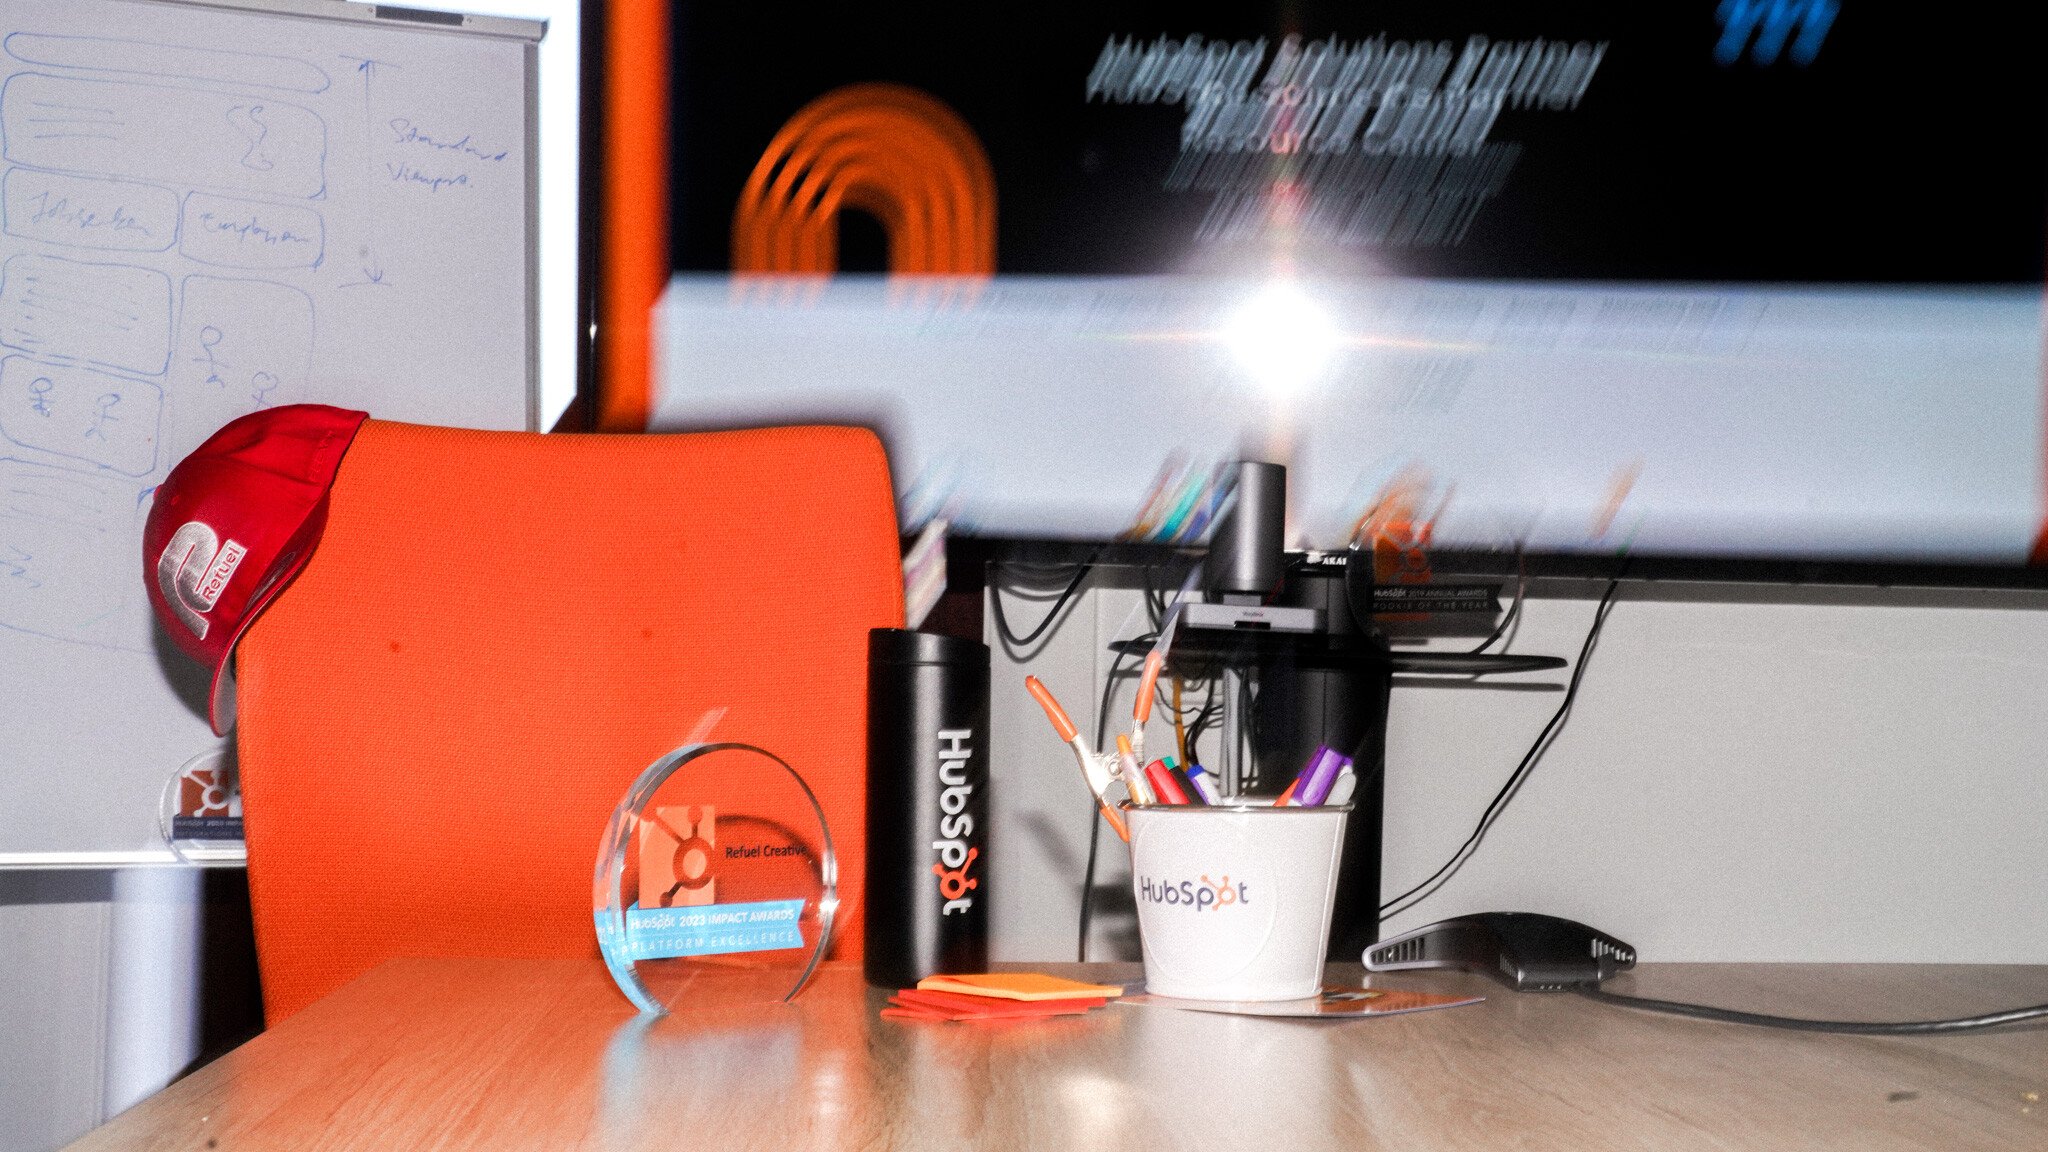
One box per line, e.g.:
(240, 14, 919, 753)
(865, 628, 990, 988)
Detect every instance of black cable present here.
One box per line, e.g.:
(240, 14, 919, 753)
(1467, 547, 1527, 655)
(1575, 985, 2048, 1035)
(1096, 638, 1155, 750)
(1237, 672, 1258, 790)
(1183, 699, 1218, 769)
(1140, 564, 1165, 631)
(990, 561, 1092, 650)
(1076, 800, 1102, 964)
(1381, 566, 1629, 919)
(1153, 679, 1202, 720)
(1077, 634, 1154, 962)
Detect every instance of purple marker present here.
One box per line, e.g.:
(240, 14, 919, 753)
(1283, 745, 1339, 804)
(1299, 752, 1353, 806)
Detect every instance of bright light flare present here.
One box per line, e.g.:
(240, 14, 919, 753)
(1222, 282, 1340, 393)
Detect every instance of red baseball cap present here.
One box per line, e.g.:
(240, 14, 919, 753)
(144, 405, 369, 735)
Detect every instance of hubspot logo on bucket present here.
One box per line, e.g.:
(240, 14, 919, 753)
(1137, 874, 1249, 912)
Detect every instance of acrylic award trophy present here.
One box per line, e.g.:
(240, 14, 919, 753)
(593, 721, 837, 1015)
(158, 745, 246, 864)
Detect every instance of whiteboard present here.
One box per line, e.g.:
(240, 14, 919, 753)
(0, 0, 541, 864)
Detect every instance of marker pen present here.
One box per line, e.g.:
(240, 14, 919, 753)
(1298, 752, 1351, 807)
(1324, 763, 1359, 807)
(1181, 761, 1221, 805)
(1116, 734, 1155, 805)
(1162, 759, 1206, 806)
(1276, 744, 1336, 807)
(1143, 758, 1190, 805)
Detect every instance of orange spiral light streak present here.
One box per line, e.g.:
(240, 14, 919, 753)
(733, 84, 996, 276)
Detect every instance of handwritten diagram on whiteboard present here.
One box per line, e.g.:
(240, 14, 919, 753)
(0, 0, 539, 860)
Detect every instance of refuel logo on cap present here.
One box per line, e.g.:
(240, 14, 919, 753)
(156, 521, 247, 639)
(142, 404, 368, 735)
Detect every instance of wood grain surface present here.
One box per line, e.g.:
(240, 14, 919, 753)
(66, 959, 2048, 1151)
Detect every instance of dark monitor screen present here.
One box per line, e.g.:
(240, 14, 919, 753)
(656, 3, 2047, 563)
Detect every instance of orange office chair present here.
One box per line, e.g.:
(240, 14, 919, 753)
(234, 421, 904, 1021)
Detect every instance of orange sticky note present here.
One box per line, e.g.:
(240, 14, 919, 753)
(916, 972, 1124, 1002)
(881, 1004, 958, 1022)
(895, 989, 1108, 1018)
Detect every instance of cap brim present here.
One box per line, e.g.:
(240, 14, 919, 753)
(203, 531, 321, 736)
(207, 655, 238, 738)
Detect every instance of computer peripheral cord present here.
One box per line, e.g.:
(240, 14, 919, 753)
(990, 560, 1095, 650)
(1575, 985, 2048, 1035)
(1381, 564, 1627, 920)
(1076, 632, 1156, 961)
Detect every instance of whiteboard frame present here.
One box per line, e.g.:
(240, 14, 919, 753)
(0, 0, 547, 869)
(0, 849, 245, 868)
(145, 0, 546, 44)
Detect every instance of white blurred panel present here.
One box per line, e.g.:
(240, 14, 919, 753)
(656, 275, 2042, 560)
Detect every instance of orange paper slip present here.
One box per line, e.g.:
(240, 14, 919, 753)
(894, 989, 1109, 1017)
(916, 972, 1124, 1002)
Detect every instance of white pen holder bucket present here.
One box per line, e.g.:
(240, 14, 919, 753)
(1125, 803, 1350, 1001)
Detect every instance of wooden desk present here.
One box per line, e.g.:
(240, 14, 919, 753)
(69, 959, 2047, 1150)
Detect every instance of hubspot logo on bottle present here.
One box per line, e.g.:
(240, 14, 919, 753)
(930, 728, 980, 915)
(1138, 874, 1249, 912)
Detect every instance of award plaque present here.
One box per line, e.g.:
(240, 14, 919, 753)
(158, 745, 246, 864)
(593, 739, 838, 1014)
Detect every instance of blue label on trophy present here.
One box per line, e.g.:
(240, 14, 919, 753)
(602, 898, 806, 961)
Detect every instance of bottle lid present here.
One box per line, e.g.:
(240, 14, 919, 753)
(869, 627, 987, 666)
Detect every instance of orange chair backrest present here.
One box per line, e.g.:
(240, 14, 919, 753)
(236, 421, 903, 1021)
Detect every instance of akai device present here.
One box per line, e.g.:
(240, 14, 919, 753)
(1364, 912, 1636, 991)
